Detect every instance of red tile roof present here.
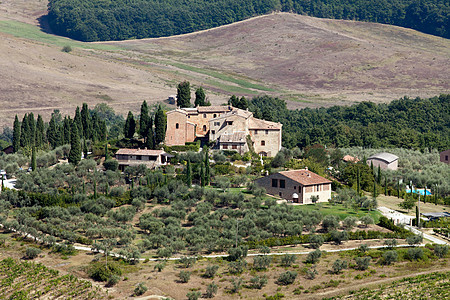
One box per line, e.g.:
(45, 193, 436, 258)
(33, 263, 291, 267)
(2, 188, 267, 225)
(279, 169, 331, 186)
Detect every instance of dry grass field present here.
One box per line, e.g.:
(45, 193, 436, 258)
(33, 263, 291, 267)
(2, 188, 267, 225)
(0, 0, 449, 129)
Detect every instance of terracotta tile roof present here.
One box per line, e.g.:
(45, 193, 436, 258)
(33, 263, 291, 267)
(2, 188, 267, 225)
(343, 155, 359, 162)
(197, 105, 232, 113)
(248, 117, 282, 130)
(115, 148, 165, 156)
(279, 169, 331, 186)
(220, 132, 246, 143)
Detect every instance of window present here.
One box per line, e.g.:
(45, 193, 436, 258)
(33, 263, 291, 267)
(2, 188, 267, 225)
(261, 140, 265, 146)
(211, 130, 215, 134)
(214, 122, 220, 126)
(279, 192, 282, 197)
(265, 130, 268, 134)
(176, 123, 179, 129)
(223, 144, 228, 149)
(136, 155, 142, 160)
(254, 130, 258, 135)
(203, 114, 207, 118)
(272, 179, 278, 187)
(446, 155, 449, 161)
(213, 114, 217, 118)
(280, 179, 285, 188)
(294, 186, 296, 190)
(203, 125, 207, 131)
(227, 121, 233, 125)
(232, 145, 237, 149)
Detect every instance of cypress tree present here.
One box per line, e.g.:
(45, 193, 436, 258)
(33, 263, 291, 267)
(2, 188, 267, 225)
(377, 165, 381, 184)
(384, 176, 387, 195)
(73, 107, 83, 138)
(31, 146, 36, 172)
(47, 116, 58, 148)
(356, 166, 360, 195)
(20, 114, 29, 148)
(373, 179, 377, 199)
(154, 106, 166, 145)
(124, 111, 136, 139)
(186, 160, 192, 186)
(176, 81, 191, 108)
(397, 180, 400, 199)
(82, 182, 85, 194)
(104, 143, 109, 160)
(62, 116, 71, 145)
(84, 139, 88, 159)
(370, 161, 374, 173)
(415, 205, 420, 228)
(27, 113, 36, 147)
(13, 115, 21, 153)
(68, 123, 81, 165)
(99, 120, 107, 141)
(146, 124, 155, 150)
(194, 87, 206, 107)
(93, 179, 98, 199)
(435, 185, 438, 205)
(36, 115, 45, 148)
(204, 147, 210, 185)
(200, 162, 205, 187)
(91, 112, 99, 142)
(139, 100, 150, 139)
(81, 103, 91, 139)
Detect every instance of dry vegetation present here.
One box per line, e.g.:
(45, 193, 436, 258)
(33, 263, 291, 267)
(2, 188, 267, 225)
(0, 0, 449, 129)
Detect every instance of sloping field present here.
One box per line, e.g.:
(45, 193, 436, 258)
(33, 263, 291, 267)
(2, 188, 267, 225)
(0, 0, 448, 128)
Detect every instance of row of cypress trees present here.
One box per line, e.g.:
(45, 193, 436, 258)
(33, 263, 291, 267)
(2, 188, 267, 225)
(123, 101, 167, 149)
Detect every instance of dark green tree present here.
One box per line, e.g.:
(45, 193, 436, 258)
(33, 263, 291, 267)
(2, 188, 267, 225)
(47, 115, 59, 148)
(384, 176, 387, 195)
(27, 112, 36, 147)
(31, 146, 36, 172)
(81, 103, 91, 139)
(200, 162, 205, 187)
(12, 115, 20, 153)
(177, 81, 191, 108)
(204, 147, 210, 185)
(68, 123, 81, 165)
(62, 116, 71, 145)
(73, 106, 83, 138)
(104, 143, 109, 160)
(84, 139, 88, 159)
(377, 165, 381, 184)
(35, 115, 45, 148)
(416, 205, 420, 228)
(194, 87, 206, 106)
(146, 118, 155, 150)
(124, 111, 136, 139)
(20, 114, 29, 148)
(186, 160, 192, 186)
(139, 100, 150, 139)
(154, 106, 166, 145)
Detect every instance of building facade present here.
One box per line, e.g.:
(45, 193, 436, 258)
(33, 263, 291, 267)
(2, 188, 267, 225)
(166, 106, 282, 157)
(255, 169, 331, 204)
(440, 149, 450, 164)
(115, 148, 172, 171)
(366, 152, 399, 170)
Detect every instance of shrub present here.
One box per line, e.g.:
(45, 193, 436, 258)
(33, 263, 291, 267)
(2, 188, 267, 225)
(434, 244, 449, 258)
(276, 271, 297, 285)
(134, 283, 147, 296)
(355, 257, 371, 270)
(322, 215, 339, 232)
(406, 235, 423, 246)
(61, 45, 72, 53)
(106, 274, 120, 287)
(25, 247, 41, 259)
(305, 249, 322, 264)
(204, 265, 219, 278)
(179, 256, 196, 268)
(154, 263, 165, 272)
(205, 282, 218, 298)
(250, 275, 268, 289)
(228, 260, 246, 274)
(280, 254, 296, 267)
(253, 255, 271, 270)
(229, 277, 243, 293)
(186, 291, 201, 300)
(309, 235, 324, 249)
(359, 216, 374, 227)
(87, 262, 122, 282)
(103, 159, 118, 171)
(384, 239, 397, 248)
(178, 270, 191, 283)
(343, 216, 358, 229)
(330, 230, 348, 245)
(227, 246, 248, 261)
(408, 248, 423, 260)
(305, 267, 318, 280)
(359, 244, 369, 253)
(383, 250, 398, 265)
(332, 259, 348, 274)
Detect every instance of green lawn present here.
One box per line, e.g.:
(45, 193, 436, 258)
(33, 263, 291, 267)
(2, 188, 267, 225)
(294, 203, 382, 223)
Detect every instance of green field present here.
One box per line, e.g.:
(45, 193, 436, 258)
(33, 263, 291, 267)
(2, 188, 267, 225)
(295, 203, 382, 223)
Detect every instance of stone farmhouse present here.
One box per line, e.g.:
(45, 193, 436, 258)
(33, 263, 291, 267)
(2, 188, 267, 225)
(115, 148, 173, 171)
(165, 106, 282, 157)
(366, 152, 399, 170)
(255, 168, 331, 204)
(440, 149, 450, 164)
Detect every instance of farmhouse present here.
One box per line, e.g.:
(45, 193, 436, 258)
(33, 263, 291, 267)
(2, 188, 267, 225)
(440, 149, 450, 164)
(166, 106, 282, 156)
(366, 152, 399, 170)
(255, 168, 331, 204)
(115, 148, 172, 171)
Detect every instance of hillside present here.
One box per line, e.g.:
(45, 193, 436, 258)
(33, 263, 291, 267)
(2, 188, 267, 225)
(0, 3, 449, 128)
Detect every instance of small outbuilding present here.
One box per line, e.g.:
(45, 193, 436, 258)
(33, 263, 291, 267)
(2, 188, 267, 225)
(115, 148, 173, 171)
(440, 149, 450, 164)
(254, 168, 331, 204)
(366, 152, 399, 170)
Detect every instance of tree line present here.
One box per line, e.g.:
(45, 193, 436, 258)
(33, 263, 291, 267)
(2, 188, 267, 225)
(47, 0, 449, 42)
(248, 94, 450, 151)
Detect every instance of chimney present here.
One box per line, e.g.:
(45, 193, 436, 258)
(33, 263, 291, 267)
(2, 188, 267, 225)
(305, 167, 308, 171)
